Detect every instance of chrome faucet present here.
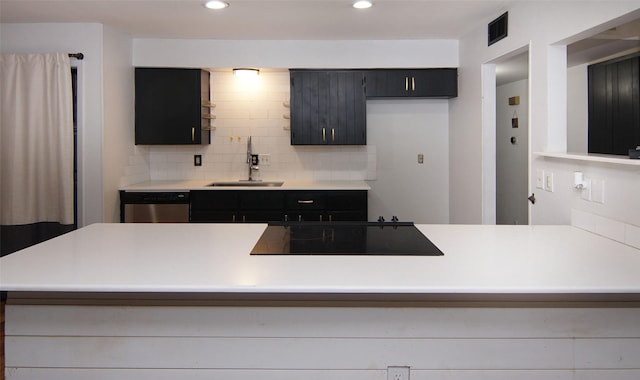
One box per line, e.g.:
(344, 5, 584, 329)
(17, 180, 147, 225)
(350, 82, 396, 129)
(247, 136, 259, 181)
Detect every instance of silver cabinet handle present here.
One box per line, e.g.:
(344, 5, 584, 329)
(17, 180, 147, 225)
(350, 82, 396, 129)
(331, 128, 335, 142)
(297, 200, 314, 204)
(322, 127, 326, 143)
(191, 127, 195, 142)
(412, 76, 416, 91)
(405, 76, 409, 91)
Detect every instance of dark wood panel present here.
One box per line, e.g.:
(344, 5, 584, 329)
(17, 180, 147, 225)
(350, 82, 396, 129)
(135, 68, 209, 145)
(290, 70, 366, 145)
(190, 190, 238, 210)
(588, 54, 640, 156)
(191, 190, 367, 223)
(365, 69, 458, 99)
(588, 63, 612, 154)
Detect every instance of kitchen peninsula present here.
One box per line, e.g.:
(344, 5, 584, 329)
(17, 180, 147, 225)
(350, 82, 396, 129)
(2, 223, 640, 378)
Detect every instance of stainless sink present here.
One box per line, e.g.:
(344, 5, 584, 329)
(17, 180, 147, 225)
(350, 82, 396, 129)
(208, 181, 284, 187)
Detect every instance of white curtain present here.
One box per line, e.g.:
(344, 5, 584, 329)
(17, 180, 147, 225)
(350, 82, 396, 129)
(0, 53, 74, 225)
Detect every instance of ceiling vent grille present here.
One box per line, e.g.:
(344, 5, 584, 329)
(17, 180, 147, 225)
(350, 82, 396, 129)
(488, 12, 508, 46)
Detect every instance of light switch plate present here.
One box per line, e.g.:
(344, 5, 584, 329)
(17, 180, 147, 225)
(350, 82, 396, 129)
(592, 178, 605, 204)
(581, 179, 592, 201)
(259, 154, 271, 166)
(536, 170, 544, 189)
(544, 172, 554, 192)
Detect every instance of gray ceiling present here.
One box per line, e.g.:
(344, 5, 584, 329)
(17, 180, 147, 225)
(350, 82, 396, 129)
(0, 0, 513, 40)
(1, 0, 638, 85)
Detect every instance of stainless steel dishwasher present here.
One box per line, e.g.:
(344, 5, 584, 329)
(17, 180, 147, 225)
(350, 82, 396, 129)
(120, 191, 190, 223)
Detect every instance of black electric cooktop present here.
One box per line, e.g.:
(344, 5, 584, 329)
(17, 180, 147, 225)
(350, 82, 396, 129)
(250, 222, 444, 256)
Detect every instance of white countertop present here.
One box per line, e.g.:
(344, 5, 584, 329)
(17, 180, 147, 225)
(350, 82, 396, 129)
(120, 179, 371, 191)
(2, 223, 640, 300)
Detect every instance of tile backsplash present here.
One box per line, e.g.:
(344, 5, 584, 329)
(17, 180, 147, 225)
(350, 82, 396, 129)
(124, 70, 376, 184)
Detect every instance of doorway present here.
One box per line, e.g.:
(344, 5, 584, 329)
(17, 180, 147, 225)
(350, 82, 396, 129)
(495, 50, 530, 225)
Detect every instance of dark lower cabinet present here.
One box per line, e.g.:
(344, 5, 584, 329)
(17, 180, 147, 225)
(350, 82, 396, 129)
(588, 54, 640, 155)
(190, 190, 238, 222)
(190, 190, 367, 223)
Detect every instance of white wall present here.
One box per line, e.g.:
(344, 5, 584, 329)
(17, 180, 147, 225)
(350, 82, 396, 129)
(366, 99, 449, 224)
(145, 70, 375, 183)
(567, 63, 588, 154)
(0, 23, 106, 227)
(133, 39, 458, 68)
(6, 303, 640, 379)
(451, 1, 640, 226)
(102, 27, 140, 223)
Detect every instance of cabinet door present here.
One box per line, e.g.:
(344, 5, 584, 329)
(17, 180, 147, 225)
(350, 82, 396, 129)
(189, 190, 239, 222)
(611, 57, 640, 154)
(290, 70, 324, 145)
(411, 69, 458, 98)
(135, 68, 209, 145)
(365, 70, 407, 97)
(325, 191, 368, 221)
(290, 70, 366, 145)
(239, 191, 284, 223)
(327, 71, 367, 145)
(589, 55, 640, 155)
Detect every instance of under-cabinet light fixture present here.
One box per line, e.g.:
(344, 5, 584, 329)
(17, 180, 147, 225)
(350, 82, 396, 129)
(204, 0, 229, 10)
(353, 1, 373, 9)
(233, 68, 260, 77)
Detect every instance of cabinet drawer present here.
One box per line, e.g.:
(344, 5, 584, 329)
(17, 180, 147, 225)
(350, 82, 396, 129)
(240, 191, 284, 210)
(326, 191, 367, 210)
(190, 210, 236, 223)
(190, 190, 238, 210)
(285, 191, 326, 210)
(285, 211, 325, 222)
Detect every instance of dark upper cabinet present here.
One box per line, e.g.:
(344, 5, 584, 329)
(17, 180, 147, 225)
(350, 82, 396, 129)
(135, 68, 211, 145)
(588, 54, 640, 155)
(365, 69, 458, 99)
(290, 70, 366, 145)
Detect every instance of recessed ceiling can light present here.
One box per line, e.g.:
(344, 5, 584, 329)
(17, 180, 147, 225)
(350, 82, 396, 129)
(205, 0, 229, 10)
(353, 1, 373, 9)
(233, 68, 260, 77)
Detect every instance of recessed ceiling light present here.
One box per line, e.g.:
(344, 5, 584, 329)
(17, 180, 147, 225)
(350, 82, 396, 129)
(353, 1, 373, 9)
(204, 1, 229, 10)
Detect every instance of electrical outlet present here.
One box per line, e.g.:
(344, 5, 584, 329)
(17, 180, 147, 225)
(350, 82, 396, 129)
(387, 366, 410, 380)
(259, 154, 271, 166)
(194, 154, 202, 166)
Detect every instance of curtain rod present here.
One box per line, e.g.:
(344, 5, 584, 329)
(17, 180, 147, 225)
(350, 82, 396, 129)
(68, 53, 84, 60)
